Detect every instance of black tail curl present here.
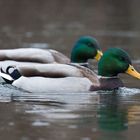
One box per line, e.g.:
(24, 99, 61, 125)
(0, 66, 21, 84)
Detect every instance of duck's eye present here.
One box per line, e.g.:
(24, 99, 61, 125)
(119, 57, 126, 61)
(87, 42, 93, 47)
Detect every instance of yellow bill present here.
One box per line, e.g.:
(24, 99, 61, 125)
(95, 50, 103, 61)
(126, 64, 140, 79)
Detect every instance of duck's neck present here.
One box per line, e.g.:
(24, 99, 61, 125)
(90, 76, 124, 91)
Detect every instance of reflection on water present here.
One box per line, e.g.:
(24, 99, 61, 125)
(0, 87, 140, 140)
(0, 0, 140, 140)
(98, 93, 128, 131)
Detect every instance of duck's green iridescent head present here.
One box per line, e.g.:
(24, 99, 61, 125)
(71, 36, 103, 63)
(98, 48, 140, 79)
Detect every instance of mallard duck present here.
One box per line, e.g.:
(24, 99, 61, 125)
(1, 48, 139, 93)
(0, 36, 102, 76)
(0, 36, 102, 66)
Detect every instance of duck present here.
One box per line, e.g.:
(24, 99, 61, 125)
(0, 48, 140, 93)
(0, 36, 102, 77)
(0, 36, 102, 67)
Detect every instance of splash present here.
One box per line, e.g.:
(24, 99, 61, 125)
(117, 87, 140, 95)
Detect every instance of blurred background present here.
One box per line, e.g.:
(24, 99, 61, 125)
(0, 0, 140, 59)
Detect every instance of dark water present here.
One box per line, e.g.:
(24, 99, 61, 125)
(0, 0, 140, 140)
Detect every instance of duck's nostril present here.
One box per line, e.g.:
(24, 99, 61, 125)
(131, 68, 134, 71)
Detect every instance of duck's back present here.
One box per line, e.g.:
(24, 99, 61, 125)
(0, 48, 69, 63)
